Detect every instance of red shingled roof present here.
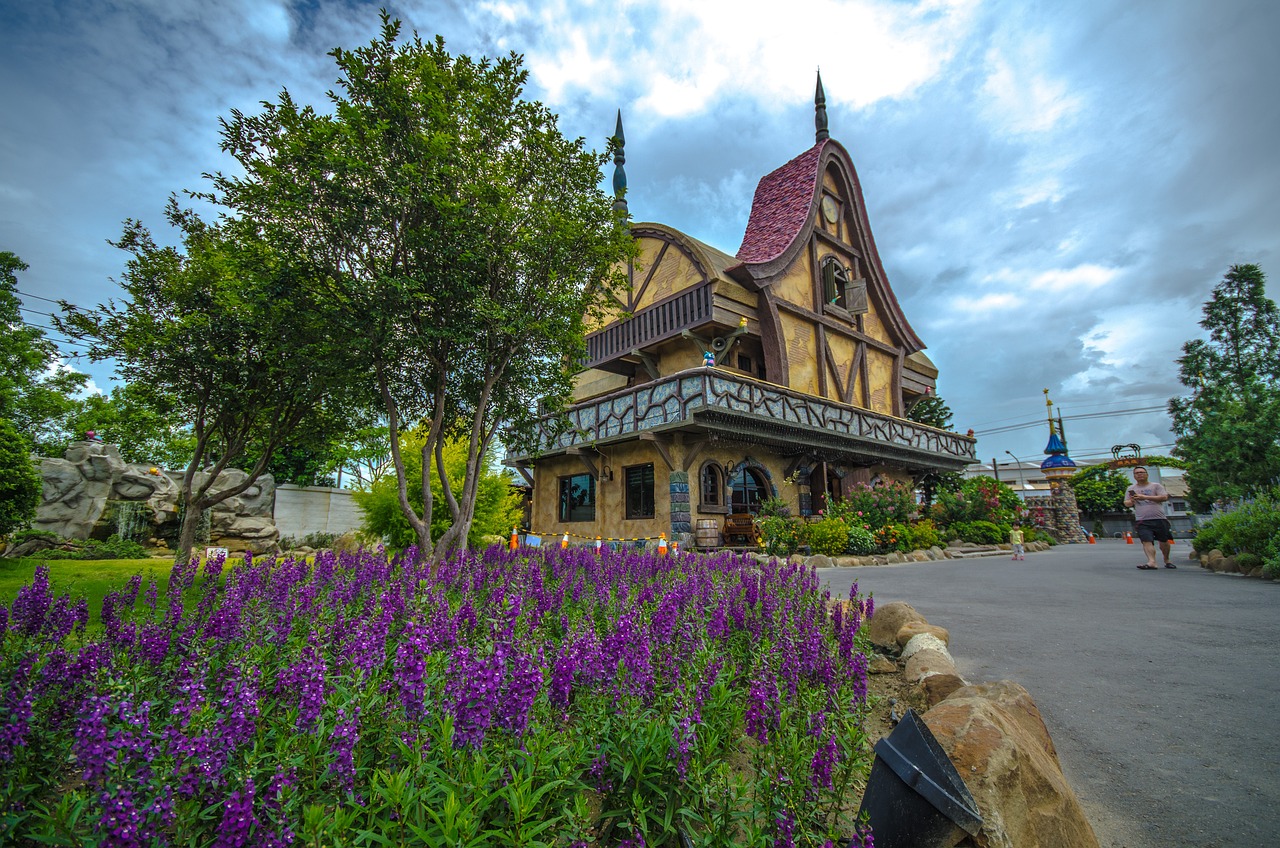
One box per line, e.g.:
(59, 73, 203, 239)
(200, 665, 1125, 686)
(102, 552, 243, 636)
(735, 140, 826, 264)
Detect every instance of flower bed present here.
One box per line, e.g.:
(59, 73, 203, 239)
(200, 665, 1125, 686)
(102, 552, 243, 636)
(0, 546, 875, 847)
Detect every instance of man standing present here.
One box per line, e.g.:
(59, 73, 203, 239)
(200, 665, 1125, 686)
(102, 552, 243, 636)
(1124, 466, 1173, 569)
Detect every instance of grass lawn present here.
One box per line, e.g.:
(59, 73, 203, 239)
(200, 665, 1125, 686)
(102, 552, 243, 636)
(0, 556, 179, 627)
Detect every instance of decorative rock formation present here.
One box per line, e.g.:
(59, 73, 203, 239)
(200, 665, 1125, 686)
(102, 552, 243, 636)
(23, 440, 279, 554)
(923, 681, 1100, 848)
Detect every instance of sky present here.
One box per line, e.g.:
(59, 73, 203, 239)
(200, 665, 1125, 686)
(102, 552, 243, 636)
(3, 0, 1278, 472)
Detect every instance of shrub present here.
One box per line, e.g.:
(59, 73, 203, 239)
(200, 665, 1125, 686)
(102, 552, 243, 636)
(759, 514, 806, 557)
(932, 476, 1021, 530)
(807, 517, 849, 557)
(38, 535, 151, 560)
(1025, 527, 1057, 545)
(831, 480, 916, 529)
(1192, 491, 1280, 557)
(873, 522, 912, 553)
(845, 525, 877, 556)
(0, 417, 41, 537)
(906, 519, 940, 551)
(1264, 550, 1280, 580)
(952, 520, 1006, 545)
(1236, 552, 1263, 572)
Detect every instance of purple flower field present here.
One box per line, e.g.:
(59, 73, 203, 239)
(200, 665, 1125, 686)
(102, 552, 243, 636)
(0, 545, 876, 847)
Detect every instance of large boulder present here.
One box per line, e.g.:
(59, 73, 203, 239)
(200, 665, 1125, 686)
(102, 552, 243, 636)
(866, 601, 927, 651)
(923, 681, 1100, 848)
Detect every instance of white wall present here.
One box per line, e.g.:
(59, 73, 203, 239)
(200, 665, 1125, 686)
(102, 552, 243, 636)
(273, 484, 363, 541)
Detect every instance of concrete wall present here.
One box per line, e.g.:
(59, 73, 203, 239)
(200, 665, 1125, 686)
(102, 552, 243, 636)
(273, 484, 363, 541)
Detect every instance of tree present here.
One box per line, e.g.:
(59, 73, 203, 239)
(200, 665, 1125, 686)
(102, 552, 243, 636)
(907, 393, 960, 504)
(1068, 464, 1130, 515)
(355, 433, 521, 549)
(0, 417, 41, 537)
(1170, 264, 1280, 507)
(57, 207, 359, 565)
(64, 382, 193, 468)
(203, 15, 634, 563)
(0, 252, 88, 455)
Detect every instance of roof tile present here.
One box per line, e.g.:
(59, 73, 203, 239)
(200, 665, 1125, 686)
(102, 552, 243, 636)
(736, 141, 825, 264)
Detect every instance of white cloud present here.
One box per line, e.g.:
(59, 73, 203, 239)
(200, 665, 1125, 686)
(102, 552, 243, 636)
(980, 40, 1081, 135)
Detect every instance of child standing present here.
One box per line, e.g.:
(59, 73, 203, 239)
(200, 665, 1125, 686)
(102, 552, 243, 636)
(1009, 525, 1025, 561)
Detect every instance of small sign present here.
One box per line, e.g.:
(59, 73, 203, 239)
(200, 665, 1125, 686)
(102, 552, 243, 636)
(524, 535, 541, 548)
(204, 547, 229, 562)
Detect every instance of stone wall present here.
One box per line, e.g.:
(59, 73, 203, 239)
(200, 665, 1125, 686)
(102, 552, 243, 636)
(273, 484, 362, 542)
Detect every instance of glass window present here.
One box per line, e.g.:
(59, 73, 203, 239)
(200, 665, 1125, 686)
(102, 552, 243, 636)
(700, 461, 723, 507)
(558, 473, 596, 522)
(625, 464, 655, 519)
(729, 466, 769, 514)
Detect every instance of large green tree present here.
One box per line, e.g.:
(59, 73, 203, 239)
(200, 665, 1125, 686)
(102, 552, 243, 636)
(907, 393, 961, 505)
(202, 15, 634, 562)
(1068, 464, 1130, 515)
(57, 206, 359, 565)
(64, 382, 192, 468)
(1, 252, 88, 454)
(0, 416, 41, 537)
(1170, 264, 1280, 507)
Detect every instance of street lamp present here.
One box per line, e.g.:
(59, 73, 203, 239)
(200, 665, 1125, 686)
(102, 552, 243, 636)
(1005, 450, 1022, 489)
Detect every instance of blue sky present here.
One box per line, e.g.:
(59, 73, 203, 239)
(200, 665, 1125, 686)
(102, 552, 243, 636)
(3, 0, 1277, 469)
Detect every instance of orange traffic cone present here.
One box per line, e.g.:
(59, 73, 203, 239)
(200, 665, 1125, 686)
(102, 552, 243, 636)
(509, 526, 519, 551)
(595, 536, 602, 554)
(560, 532, 569, 549)
(1088, 533, 1096, 544)
(1125, 531, 1133, 544)
(657, 533, 668, 555)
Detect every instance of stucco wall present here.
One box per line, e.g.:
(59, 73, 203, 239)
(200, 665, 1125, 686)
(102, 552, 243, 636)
(273, 484, 363, 541)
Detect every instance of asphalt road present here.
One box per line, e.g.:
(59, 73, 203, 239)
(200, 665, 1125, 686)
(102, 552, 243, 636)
(817, 539, 1280, 848)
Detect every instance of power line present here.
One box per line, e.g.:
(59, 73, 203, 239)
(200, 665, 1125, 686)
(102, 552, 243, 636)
(966, 394, 1177, 428)
(978, 405, 1170, 436)
(14, 288, 64, 305)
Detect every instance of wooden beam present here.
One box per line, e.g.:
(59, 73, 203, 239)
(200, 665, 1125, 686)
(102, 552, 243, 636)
(565, 448, 598, 478)
(631, 349, 660, 380)
(681, 438, 709, 472)
(503, 460, 535, 487)
(640, 432, 676, 471)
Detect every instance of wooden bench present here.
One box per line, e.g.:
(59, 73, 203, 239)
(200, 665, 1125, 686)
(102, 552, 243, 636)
(723, 513, 759, 546)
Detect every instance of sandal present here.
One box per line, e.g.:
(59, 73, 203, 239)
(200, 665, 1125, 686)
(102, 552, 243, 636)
(1164, 563, 1177, 569)
(1137, 564, 1157, 570)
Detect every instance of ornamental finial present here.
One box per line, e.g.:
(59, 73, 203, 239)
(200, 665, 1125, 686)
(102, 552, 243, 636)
(611, 109, 628, 217)
(1043, 388, 1055, 436)
(815, 70, 829, 142)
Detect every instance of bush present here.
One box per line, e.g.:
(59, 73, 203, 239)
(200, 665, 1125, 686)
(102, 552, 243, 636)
(807, 517, 849, 557)
(1025, 527, 1057, 545)
(830, 480, 916, 529)
(1192, 492, 1280, 557)
(280, 531, 341, 550)
(37, 535, 151, 560)
(844, 525, 876, 556)
(759, 514, 806, 557)
(873, 522, 912, 553)
(906, 519, 940, 550)
(1236, 552, 1263, 572)
(0, 417, 41, 537)
(1264, 550, 1280, 580)
(932, 476, 1021, 530)
(951, 520, 1006, 545)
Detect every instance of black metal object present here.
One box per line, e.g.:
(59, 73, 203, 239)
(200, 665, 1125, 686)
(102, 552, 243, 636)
(855, 709, 982, 848)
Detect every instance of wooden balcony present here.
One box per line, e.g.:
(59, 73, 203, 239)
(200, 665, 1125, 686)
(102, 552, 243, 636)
(584, 282, 714, 371)
(514, 368, 977, 471)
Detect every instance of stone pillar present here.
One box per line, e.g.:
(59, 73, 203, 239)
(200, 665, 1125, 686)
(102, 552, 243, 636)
(668, 470, 692, 542)
(1047, 479, 1085, 543)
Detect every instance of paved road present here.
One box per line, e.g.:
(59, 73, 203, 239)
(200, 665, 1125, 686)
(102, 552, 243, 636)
(818, 539, 1280, 848)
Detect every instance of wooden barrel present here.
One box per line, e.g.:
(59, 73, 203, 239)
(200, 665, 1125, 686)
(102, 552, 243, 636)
(694, 518, 720, 548)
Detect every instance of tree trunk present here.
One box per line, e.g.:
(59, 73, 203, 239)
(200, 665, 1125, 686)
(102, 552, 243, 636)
(174, 497, 205, 568)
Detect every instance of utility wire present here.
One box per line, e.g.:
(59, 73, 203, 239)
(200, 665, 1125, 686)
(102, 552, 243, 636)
(978, 405, 1170, 436)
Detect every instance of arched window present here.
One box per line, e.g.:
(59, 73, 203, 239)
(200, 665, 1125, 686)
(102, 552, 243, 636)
(729, 466, 770, 514)
(820, 256, 868, 315)
(699, 461, 727, 513)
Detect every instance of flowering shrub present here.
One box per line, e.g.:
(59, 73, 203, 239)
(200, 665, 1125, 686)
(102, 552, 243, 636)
(759, 514, 806, 557)
(906, 520, 941, 551)
(0, 546, 876, 846)
(830, 481, 916, 530)
(872, 522, 912, 554)
(931, 476, 1021, 530)
(808, 517, 849, 557)
(844, 526, 877, 556)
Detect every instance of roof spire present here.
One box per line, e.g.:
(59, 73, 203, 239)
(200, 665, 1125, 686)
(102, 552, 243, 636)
(611, 109, 628, 217)
(815, 69, 829, 142)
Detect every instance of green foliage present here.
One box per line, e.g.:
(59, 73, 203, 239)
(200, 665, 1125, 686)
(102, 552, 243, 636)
(1025, 527, 1057, 545)
(873, 522, 912, 553)
(931, 476, 1020, 529)
(1191, 491, 1280, 560)
(1170, 264, 1280, 507)
(906, 519, 941, 550)
(64, 382, 192, 468)
(36, 535, 152, 560)
(950, 520, 1007, 545)
(0, 417, 41, 536)
(0, 252, 88, 455)
(355, 433, 522, 550)
(907, 394, 954, 430)
(828, 480, 916, 530)
(807, 517, 848, 557)
(758, 515, 805, 557)
(1069, 465, 1131, 514)
(844, 524, 877, 556)
(280, 532, 341, 550)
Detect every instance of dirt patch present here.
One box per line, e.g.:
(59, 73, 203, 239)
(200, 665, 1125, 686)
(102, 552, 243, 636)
(863, 654, 929, 744)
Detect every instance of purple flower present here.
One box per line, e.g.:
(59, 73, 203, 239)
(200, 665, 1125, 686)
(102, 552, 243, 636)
(329, 707, 360, 796)
(213, 778, 259, 847)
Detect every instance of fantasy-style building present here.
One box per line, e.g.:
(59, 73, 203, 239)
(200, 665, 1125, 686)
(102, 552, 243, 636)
(508, 76, 977, 546)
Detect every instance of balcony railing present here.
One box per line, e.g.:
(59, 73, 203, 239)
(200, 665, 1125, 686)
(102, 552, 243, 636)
(519, 368, 976, 467)
(584, 282, 714, 369)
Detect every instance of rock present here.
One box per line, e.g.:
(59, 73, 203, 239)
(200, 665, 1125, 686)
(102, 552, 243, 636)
(868, 654, 898, 674)
(1246, 566, 1264, 579)
(834, 556, 859, 567)
(915, 673, 967, 706)
(923, 681, 1101, 848)
(901, 633, 950, 660)
(904, 647, 957, 684)
(911, 550, 929, 562)
(897, 621, 951, 648)
(929, 545, 946, 559)
(1221, 555, 1240, 574)
(1206, 549, 1225, 571)
(807, 553, 834, 569)
(866, 601, 927, 650)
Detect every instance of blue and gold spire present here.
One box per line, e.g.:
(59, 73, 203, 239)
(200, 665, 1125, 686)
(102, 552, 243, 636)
(1040, 389, 1076, 477)
(611, 109, 628, 217)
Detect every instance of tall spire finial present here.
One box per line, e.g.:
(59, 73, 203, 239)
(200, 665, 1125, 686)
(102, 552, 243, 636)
(815, 70, 829, 142)
(1043, 388, 1056, 437)
(611, 109, 628, 217)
